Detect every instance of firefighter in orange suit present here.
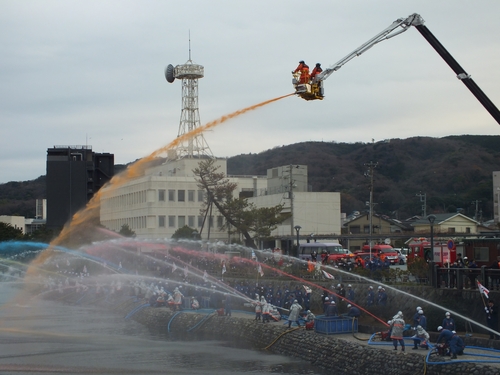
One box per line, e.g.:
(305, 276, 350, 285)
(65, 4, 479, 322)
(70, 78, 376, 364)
(293, 60, 310, 84)
(310, 63, 322, 81)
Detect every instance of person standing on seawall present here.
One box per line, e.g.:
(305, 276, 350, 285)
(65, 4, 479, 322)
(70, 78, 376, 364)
(389, 311, 405, 352)
(442, 311, 455, 331)
(366, 286, 374, 307)
(288, 299, 303, 328)
(485, 299, 499, 339)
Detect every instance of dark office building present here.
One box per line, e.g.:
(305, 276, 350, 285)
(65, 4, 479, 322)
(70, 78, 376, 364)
(46, 146, 114, 230)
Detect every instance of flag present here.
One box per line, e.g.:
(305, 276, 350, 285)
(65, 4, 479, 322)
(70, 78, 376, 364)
(222, 263, 227, 275)
(478, 281, 490, 299)
(172, 262, 177, 272)
(257, 263, 264, 277)
(303, 285, 312, 294)
(322, 270, 335, 280)
(203, 270, 208, 282)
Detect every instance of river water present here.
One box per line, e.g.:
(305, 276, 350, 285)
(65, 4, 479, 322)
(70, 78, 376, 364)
(0, 283, 326, 375)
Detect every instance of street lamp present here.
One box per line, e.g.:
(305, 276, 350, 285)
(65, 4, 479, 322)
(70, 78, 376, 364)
(427, 214, 436, 262)
(294, 225, 301, 248)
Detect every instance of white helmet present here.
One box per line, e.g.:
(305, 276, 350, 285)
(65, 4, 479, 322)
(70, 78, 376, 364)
(445, 311, 451, 316)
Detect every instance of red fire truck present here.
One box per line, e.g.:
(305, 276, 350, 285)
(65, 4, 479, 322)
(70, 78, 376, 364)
(407, 237, 460, 266)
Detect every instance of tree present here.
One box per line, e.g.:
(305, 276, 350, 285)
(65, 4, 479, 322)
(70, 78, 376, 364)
(24, 225, 56, 243)
(0, 222, 24, 241)
(172, 225, 199, 240)
(119, 224, 136, 237)
(193, 159, 288, 248)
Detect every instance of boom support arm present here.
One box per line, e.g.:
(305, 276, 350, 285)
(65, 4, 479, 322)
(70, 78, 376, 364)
(413, 23, 500, 125)
(313, 13, 500, 125)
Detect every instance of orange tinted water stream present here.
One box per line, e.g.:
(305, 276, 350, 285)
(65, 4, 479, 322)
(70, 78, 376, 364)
(32, 93, 294, 265)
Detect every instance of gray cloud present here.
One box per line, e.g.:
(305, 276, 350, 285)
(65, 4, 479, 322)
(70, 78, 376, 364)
(1, 0, 499, 183)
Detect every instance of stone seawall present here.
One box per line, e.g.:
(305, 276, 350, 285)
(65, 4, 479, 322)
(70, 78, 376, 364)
(128, 301, 500, 375)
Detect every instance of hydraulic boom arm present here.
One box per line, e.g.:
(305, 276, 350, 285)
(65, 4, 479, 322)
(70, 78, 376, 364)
(295, 13, 500, 125)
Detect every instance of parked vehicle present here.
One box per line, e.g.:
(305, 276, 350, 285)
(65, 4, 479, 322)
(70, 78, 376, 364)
(298, 242, 352, 264)
(394, 249, 406, 265)
(406, 238, 458, 266)
(361, 244, 399, 265)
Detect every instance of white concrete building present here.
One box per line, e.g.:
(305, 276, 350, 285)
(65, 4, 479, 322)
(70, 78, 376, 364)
(0, 215, 26, 234)
(99, 160, 341, 248)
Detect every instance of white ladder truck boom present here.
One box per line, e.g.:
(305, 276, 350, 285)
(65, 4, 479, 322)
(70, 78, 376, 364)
(292, 13, 500, 126)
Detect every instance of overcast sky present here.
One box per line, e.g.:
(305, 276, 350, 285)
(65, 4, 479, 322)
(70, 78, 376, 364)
(1, 0, 499, 183)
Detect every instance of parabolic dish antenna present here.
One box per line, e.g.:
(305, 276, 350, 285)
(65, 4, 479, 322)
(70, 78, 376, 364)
(165, 64, 175, 83)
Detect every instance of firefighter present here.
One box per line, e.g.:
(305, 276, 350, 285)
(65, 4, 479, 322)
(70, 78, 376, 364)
(310, 63, 323, 81)
(292, 60, 310, 84)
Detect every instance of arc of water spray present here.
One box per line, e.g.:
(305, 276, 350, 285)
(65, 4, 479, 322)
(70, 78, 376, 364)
(253, 250, 500, 337)
(36, 93, 295, 261)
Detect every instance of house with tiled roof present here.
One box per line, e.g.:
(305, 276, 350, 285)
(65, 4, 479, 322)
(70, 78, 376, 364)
(411, 213, 479, 235)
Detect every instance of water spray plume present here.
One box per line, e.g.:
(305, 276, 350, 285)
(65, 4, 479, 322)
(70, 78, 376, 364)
(30, 93, 294, 266)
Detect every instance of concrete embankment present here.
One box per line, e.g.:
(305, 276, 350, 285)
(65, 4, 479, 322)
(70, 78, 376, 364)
(127, 301, 500, 375)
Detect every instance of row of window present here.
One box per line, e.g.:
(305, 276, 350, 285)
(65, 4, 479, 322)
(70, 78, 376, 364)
(102, 215, 226, 232)
(158, 215, 225, 229)
(349, 225, 471, 234)
(105, 191, 147, 208)
(102, 189, 207, 210)
(102, 217, 148, 231)
(159, 189, 205, 203)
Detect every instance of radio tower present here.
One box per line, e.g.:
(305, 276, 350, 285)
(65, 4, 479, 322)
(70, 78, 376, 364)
(165, 37, 213, 160)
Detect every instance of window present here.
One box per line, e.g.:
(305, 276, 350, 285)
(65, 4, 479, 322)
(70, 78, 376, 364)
(188, 190, 195, 202)
(188, 216, 195, 227)
(158, 189, 165, 202)
(465, 227, 471, 234)
(158, 215, 166, 227)
(168, 190, 175, 202)
(350, 225, 360, 234)
(168, 216, 175, 227)
(448, 227, 456, 234)
(197, 216, 204, 227)
(209, 217, 213, 228)
(178, 190, 185, 202)
(363, 225, 370, 233)
(474, 247, 489, 262)
(198, 190, 205, 202)
(217, 216, 224, 228)
(178, 216, 185, 227)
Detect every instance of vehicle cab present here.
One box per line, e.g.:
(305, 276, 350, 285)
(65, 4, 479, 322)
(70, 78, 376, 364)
(361, 244, 399, 265)
(298, 242, 346, 263)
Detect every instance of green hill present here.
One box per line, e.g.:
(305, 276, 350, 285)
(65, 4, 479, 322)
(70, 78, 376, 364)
(1, 135, 499, 221)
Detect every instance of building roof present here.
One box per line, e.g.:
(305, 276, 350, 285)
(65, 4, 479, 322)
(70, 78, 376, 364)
(411, 213, 478, 226)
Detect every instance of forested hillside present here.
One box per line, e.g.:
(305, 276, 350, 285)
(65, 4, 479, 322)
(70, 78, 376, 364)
(227, 135, 500, 220)
(1, 135, 499, 221)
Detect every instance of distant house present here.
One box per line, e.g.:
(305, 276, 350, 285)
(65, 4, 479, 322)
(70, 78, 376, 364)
(411, 213, 479, 235)
(343, 213, 413, 251)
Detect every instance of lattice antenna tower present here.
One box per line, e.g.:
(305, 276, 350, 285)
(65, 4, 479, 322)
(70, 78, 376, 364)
(165, 34, 213, 160)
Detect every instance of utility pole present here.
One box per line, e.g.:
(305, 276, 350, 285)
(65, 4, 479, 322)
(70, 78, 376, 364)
(290, 165, 294, 237)
(471, 200, 482, 222)
(364, 161, 378, 257)
(416, 192, 427, 218)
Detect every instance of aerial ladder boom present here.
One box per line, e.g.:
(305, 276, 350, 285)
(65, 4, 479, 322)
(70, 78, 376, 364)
(294, 13, 500, 126)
